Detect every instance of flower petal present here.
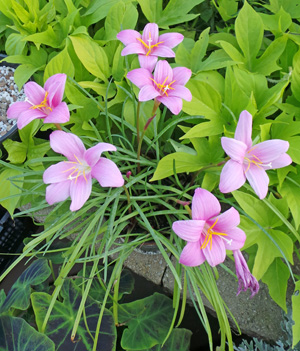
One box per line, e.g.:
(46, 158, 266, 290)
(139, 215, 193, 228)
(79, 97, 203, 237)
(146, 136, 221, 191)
(172, 67, 192, 85)
(43, 102, 70, 124)
(24, 81, 45, 105)
(127, 68, 153, 89)
(122, 42, 145, 56)
(69, 174, 92, 211)
(138, 55, 158, 72)
(45, 181, 70, 205)
(221, 137, 247, 162)
(172, 219, 205, 242)
(17, 109, 46, 129)
(153, 60, 173, 85)
(179, 241, 206, 267)
(208, 207, 240, 232)
(142, 23, 159, 45)
(168, 85, 192, 101)
(156, 96, 182, 115)
(44, 73, 67, 107)
(219, 159, 246, 193)
(202, 236, 226, 267)
(269, 153, 292, 169)
(92, 157, 124, 187)
(223, 227, 246, 250)
(250, 140, 290, 163)
(245, 164, 269, 199)
(151, 45, 175, 57)
(50, 130, 86, 161)
(234, 110, 253, 149)
(192, 188, 221, 221)
(85, 143, 117, 167)
(139, 85, 160, 101)
(6, 101, 32, 119)
(158, 33, 184, 48)
(117, 29, 141, 45)
(43, 161, 73, 184)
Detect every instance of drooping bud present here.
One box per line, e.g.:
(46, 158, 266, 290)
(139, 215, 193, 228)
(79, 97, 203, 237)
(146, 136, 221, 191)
(126, 171, 132, 179)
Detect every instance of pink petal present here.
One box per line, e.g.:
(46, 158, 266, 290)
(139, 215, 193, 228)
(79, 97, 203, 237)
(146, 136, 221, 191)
(269, 153, 292, 169)
(223, 227, 246, 250)
(221, 137, 247, 162)
(45, 181, 70, 205)
(156, 96, 182, 115)
(219, 159, 246, 193)
(6, 101, 32, 119)
(158, 33, 184, 48)
(172, 67, 192, 85)
(151, 45, 175, 57)
(69, 174, 92, 211)
(85, 143, 117, 167)
(50, 130, 86, 162)
(139, 85, 160, 101)
(202, 236, 226, 267)
(172, 219, 205, 242)
(192, 188, 221, 221)
(24, 81, 45, 105)
(250, 140, 290, 163)
(127, 68, 153, 89)
(179, 241, 206, 267)
(168, 85, 192, 101)
(245, 164, 269, 199)
(138, 55, 158, 72)
(142, 23, 159, 46)
(117, 29, 141, 45)
(43, 161, 73, 184)
(153, 60, 173, 85)
(43, 102, 70, 124)
(121, 42, 145, 56)
(17, 109, 46, 129)
(44, 73, 67, 107)
(208, 207, 240, 232)
(91, 158, 124, 187)
(234, 110, 253, 149)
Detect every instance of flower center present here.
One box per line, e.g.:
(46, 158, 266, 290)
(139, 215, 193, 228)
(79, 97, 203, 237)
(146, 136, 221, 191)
(137, 31, 164, 56)
(200, 218, 231, 250)
(244, 147, 272, 172)
(63, 154, 91, 183)
(150, 76, 176, 96)
(27, 91, 52, 114)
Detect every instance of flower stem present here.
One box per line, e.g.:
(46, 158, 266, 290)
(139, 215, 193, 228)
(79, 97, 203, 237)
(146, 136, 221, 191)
(54, 123, 62, 130)
(136, 101, 141, 149)
(122, 185, 131, 214)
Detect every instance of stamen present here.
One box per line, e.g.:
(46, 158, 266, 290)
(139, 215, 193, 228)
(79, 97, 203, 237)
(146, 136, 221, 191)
(62, 166, 76, 173)
(150, 77, 176, 96)
(29, 91, 52, 112)
(83, 170, 88, 183)
(75, 171, 81, 184)
(200, 218, 228, 251)
(73, 154, 83, 165)
(137, 37, 149, 49)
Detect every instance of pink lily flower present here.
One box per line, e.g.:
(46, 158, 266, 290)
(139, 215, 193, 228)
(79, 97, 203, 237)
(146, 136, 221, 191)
(117, 23, 184, 72)
(233, 250, 259, 298)
(43, 131, 124, 212)
(172, 188, 246, 267)
(7, 73, 70, 129)
(127, 60, 192, 115)
(220, 110, 292, 199)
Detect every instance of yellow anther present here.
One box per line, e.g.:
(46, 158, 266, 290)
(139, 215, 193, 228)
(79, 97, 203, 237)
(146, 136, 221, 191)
(200, 218, 227, 251)
(150, 76, 176, 96)
(30, 91, 52, 111)
(83, 170, 88, 183)
(73, 154, 83, 165)
(137, 37, 150, 49)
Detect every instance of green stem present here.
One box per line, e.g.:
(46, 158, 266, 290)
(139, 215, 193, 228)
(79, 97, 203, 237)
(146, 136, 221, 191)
(189, 158, 228, 187)
(136, 101, 141, 150)
(122, 185, 131, 214)
(54, 123, 62, 130)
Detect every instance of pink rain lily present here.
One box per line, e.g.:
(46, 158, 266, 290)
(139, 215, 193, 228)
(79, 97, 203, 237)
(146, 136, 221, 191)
(43, 131, 124, 212)
(7, 73, 70, 129)
(127, 60, 192, 115)
(117, 23, 184, 71)
(172, 188, 246, 267)
(233, 250, 259, 298)
(220, 110, 292, 199)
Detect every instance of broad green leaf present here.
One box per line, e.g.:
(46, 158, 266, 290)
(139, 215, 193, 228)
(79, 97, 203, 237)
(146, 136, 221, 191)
(5, 33, 27, 55)
(266, 0, 300, 19)
(287, 136, 300, 164)
(0, 169, 23, 217)
(78, 81, 116, 98)
(31, 280, 117, 351)
(3, 139, 27, 164)
(292, 280, 300, 347)
(235, 1, 263, 69)
(0, 316, 55, 351)
(291, 49, 300, 103)
(14, 64, 42, 90)
(11, 1, 30, 23)
(197, 49, 236, 72)
(119, 292, 173, 350)
(137, 0, 162, 23)
(44, 46, 75, 80)
(175, 38, 193, 68)
(180, 120, 224, 139)
(217, 40, 245, 64)
(212, 0, 238, 21)
(190, 27, 210, 73)
(239, 216, 293, 280)
(81, 0, 124, 26)
(26, 26, 62, 48)
(259, 8, 292, 34)
(69, 34, 110, 81)
(0, 260, 50, 313)
(112, 43, 125, 81)
(261, 258, 289, 311)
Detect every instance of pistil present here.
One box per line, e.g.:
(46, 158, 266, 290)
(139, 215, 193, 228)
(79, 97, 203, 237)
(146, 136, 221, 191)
(200, 218, 229, 250)
(29, 91, 52, 112)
